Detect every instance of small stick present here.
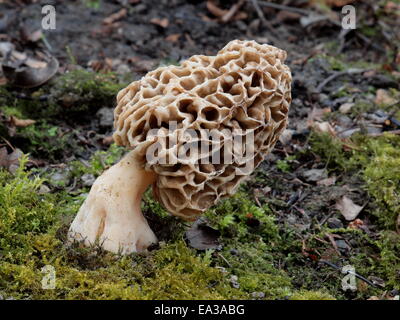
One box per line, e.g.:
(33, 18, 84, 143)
(217, 252, 232, 268)
(315, 69, 371, 93)
(255, 0, 310, 15)
(320, 260, 379, 288)
(249, 0, 279, 39)
(221, 0, 245, 23)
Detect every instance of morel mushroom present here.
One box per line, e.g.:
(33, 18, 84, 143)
(68, 40, 292, 254)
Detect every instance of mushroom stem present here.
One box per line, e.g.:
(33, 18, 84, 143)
(68, 150, 158, 254)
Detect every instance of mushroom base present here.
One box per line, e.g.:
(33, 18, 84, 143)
(68, 150, 158, 254)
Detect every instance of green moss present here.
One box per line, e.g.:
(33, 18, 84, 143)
(83, 0, 101, 10)
(35, 70, 125, 119)
(206, 192, 279, 242)
(0, 70, 128, 161)
(0, 156, 59, 259)
(0, 157, 334, 300)
(375, 231, 400, 287)
(276, 160, 290, 173)
(290, 290, 335, 300)
(360, 26, 379, 38)
(311, 53, 381, 76)
(350, 99, 375, 117)
(310, 132, 400, 229)
(1, 130, 398, 299)
(351, 133, 400, 229)
(309, 132, 350, 172)
(14, 122, 81, 161)
(0, 70, 126, 122)
(301, 131, 400, 296)
(1, 106, 24, 118)
(70, 144, 125, 178)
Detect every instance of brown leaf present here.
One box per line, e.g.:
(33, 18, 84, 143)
(185, 217, 221, 250)
(10, 116, 36, 128)
(102, 135, 114, 145)
(307, 107, 331, 127)
(0, 147, 8, 168)
(335, 196, 364, 221)
(103, 8, 127, 25)
(165, 33, 181, 43)
(7, 149, 23, 173)
(339, 102, 355, 114)
(2, 55, 59, 88)
(11, 51, 47, 68)
(221, 0, 245, 23)
(317, 176, 336, 186)
(396, 213, 400, 234)
(313, 121, 336, 136)
(384, 1, 400, 14)
(375, 89, 396, 106)
(206, 0, 246, 23)
(150, 18, 169, 28)
(348, 218, 364, 230)
(28, 29, 43, 42)
(277, 11, 301, 22)
(206, 0, 226, 18)
(0, 147, 24, 173)
(232, 11, 248, 21)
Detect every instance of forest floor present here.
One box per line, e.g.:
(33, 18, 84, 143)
(0, 0, 399, 300)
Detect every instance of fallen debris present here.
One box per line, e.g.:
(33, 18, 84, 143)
(335, 196, 364, 221)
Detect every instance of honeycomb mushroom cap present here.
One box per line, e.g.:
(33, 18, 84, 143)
(113, 40, 292, 221)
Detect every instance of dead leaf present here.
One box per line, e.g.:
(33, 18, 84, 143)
(220, 0, 245, 23)
(335, 196, 364, 221)
(102, 135, 114, 145)
(185, 217, 221, 250)
(206, 1, 226, 18)
(0, 147, 24, 173)
(10, 116, 36, 128)
(28, 29, 43, 42)
(384, 1, 400, 14)
(278, 129, 294, 145)
(339, 102, 355, 114)
(165, 34, 181, 43)
(277, 11, 301, 22)
(303, 168, 328, 182)
(150, 18, 169, 28)
(0, 147, 8, 168)
(2, 55, 59, 88)
(307, 107, 331, 127)
(375, 89, 396, 106)
(317, 176, 336, 186)
(232, 11, 247, 21)
(396, 213, 400, 234)
(313, 121, 336, 136)
(11, 51, 47, 69)
(103, 8, 127, 25)
(206, 0, 246, 22)
(348, 218, 364, 230)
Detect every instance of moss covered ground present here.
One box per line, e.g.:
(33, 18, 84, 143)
(0, 61, 399, 300)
